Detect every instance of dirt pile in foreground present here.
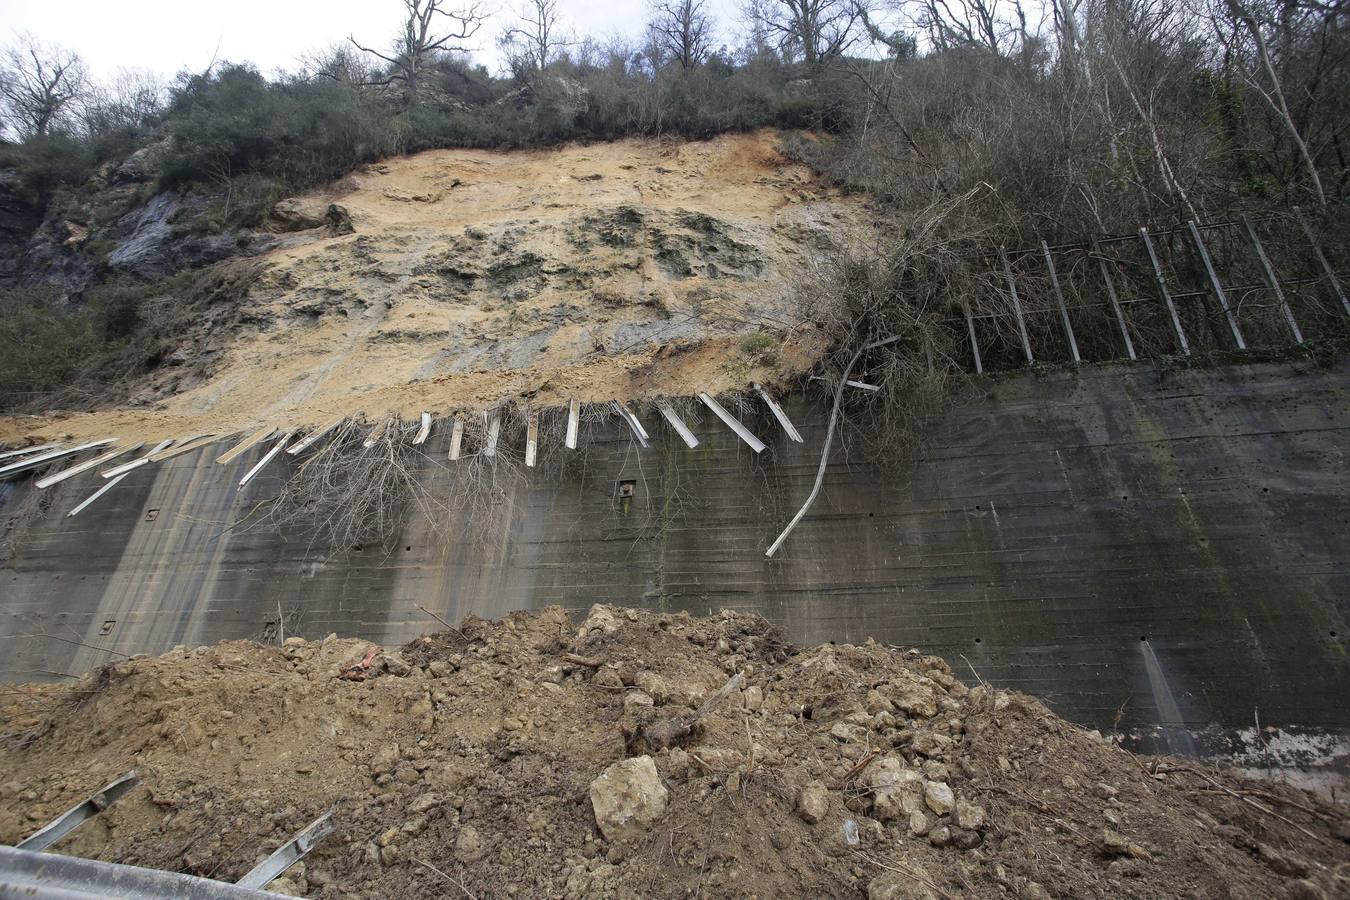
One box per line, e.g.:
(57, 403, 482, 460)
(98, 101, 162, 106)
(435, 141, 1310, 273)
(1, 606, 1347, 899)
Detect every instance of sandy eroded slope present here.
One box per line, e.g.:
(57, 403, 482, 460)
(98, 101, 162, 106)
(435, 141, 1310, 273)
(2, 131, 867, 444)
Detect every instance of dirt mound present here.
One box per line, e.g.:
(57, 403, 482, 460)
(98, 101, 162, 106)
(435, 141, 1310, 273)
(1, 131, 865, 445)
(1, 606, 1347, 898)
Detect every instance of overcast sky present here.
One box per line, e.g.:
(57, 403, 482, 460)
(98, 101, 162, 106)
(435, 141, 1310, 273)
(1, 0, 750, 81)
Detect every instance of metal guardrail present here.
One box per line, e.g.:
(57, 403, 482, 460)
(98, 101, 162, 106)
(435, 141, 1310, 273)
(0, 845, 291, 899)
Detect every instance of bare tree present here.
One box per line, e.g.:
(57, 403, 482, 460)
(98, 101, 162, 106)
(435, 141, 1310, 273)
(648, 0, 716, 70)
(742, 0, 867, 69)
(500, 0, 569, 71)
(81, 69, 165, 135)
(349, 0, 486, 103)
(0, 35, 89, 139)
(1223, 0, 1328, 207)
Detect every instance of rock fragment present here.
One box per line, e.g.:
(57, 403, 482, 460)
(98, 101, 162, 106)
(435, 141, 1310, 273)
(589, 756, 669, 841)
(924, 781, 955, 816)
(797, 780, 829, 824)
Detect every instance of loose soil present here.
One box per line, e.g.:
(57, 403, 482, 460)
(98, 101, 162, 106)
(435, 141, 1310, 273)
(0, 131, 866, 446)
(1, 605, 1347, 898)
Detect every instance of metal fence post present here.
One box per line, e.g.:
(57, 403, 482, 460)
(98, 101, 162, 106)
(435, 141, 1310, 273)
(1242, 213, 1304, 344)
(1040, 239, 1081, 363)
(1092, 239, 1137, 361)
(1187, 220, 1246, 350)
(1292, 206, 1350, 319)
(1139, 227, 1190, 356)
(999, 246, 1034, 364)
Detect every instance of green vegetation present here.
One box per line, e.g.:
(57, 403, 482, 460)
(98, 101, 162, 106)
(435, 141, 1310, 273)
(0, 261, 262, 411)
(0, 0, 1346, 416)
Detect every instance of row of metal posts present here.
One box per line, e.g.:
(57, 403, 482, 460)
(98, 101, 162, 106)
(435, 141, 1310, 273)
(959, 209, 1349, 373)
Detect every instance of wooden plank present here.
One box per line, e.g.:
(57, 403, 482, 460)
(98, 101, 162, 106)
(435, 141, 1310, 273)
(362, 418, 390, 449)
(611, 402, 650, 448)
(448, 416, 465, 460)
(525, 412, 539, 467)
(102, 439, 174, 478)
(0, 442, 62, 462)
(215, 427, 276, 465)
(565, 399, 580, 450)
(753, 385, 802, 442)
(483, 411, 501, 458)
(36, 443, 143, 489)
(287, 416, 344, 455)
(148, 434, 217, 463)
(239, 431, 295, 488)
(698, 393, 765, 454)
(655, 399, 699, 449)
(413, 412, 433, 445)
(67, 473, 129, 518)
(0, 440, 116, 479)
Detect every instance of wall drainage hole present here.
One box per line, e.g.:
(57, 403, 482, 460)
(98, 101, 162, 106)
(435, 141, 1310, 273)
(974, 637, 982, 644)
(1139, 635, 1149, 642)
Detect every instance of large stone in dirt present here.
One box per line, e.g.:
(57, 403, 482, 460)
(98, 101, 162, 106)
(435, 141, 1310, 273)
(270, 197, 329, 231)
(797, 780, 829, 824)
(924, 781, 955, 816)
(590, 756, 669, 841)
(866, 757, 925, 823)
(953, 799, 986, 831)
(579, 604, 625, 637)
(888, 678, 939, 718)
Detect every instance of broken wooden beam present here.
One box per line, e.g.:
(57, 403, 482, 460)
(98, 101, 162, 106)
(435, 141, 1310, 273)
(565, 399, 580, 450)
(287, 416, 344, 455)
(754, 384, 803, 442)
(525, 412, 539, 467)
(67, 473, 130, 517)
(413, 412, 433, 445)
(0, 440, 116, 480)
(102, 439, 175, 479)
(239, 431, 295, 488)
(36, 443, 144, 489)
(148, 434, 218, 463)
(362, 418, 390, 449)
(612, 402, 650, 448)
(215, 427, 276, 465)
(448, 416, 465, 460)
(698, 393, 765, 453)
(483, 411, 501, 457)
(0, 442, 63, 462)
(655, 399, 699, 449)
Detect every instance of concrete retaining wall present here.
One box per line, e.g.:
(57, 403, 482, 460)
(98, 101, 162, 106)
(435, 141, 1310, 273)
(3, 359, 1347, 774)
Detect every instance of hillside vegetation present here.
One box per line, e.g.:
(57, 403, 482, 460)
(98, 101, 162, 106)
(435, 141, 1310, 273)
(0, 0, 1347, 416)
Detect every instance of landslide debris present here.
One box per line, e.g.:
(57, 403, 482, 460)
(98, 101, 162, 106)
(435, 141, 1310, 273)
(1, 606, 1347, 899)
(2, 131, 861, 446)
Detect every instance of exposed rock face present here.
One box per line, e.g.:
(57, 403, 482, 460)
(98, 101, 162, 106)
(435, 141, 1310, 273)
(589, 755, 669, 841)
